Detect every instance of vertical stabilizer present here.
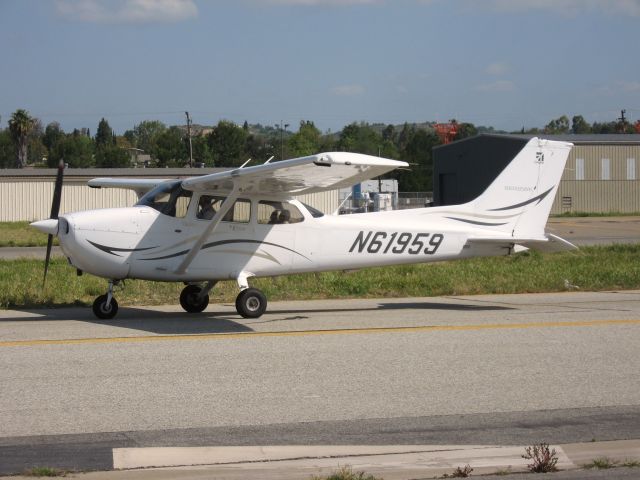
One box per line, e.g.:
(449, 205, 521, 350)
(465, 137, 572, 238)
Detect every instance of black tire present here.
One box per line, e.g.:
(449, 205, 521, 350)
(180, 285, 209, 313)
(235, 288, 267, 318)
(92, 294, 119, 320)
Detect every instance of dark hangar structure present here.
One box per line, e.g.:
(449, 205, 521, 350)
(433, 134, 640, 214)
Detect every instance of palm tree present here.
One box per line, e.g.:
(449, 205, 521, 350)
(9, 109, 35, 168)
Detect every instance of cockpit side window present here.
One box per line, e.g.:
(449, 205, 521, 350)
(136, 181, 192, 218)
(196, 195, 251, 223)
(257, 201, 304, 224)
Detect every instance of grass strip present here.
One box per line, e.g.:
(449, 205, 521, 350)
(0, 244, 638, 309)
(0, 221, 58, 247)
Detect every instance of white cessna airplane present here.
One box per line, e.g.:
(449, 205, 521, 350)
(31, 137, 575, 320)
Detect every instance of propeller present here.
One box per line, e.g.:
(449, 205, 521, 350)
(43, 160, 65, 284)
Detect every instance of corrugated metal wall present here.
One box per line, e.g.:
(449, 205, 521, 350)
(552, 144, 639, 214)
(0, 178, 340, 222)
(294, 191, 340, 214)
(554, 181, 640, 213)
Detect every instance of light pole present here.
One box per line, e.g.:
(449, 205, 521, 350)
(185, 111, 193, 167)
(277, 120, 289, 160)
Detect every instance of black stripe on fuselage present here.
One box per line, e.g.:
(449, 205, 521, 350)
(488, 186, 554, 212)
(140, 239, 310, 262)
(87, 241, 158, 257)
(445, 217, 508, 227)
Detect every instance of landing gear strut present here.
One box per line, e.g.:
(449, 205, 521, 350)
(93, 280, 119, 319)
(179, 281, 216, 313)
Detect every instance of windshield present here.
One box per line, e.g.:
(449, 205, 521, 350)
(136, 180, 192, 217)
(301, 202, 324, 218)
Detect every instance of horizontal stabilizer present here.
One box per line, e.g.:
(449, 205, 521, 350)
(518, 233, 578, 253)
(467, 233, 578, 253)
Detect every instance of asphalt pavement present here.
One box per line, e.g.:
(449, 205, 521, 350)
(1, 291, 639, 478)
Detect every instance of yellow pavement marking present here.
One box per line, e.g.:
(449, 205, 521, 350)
(1, 318, 639, 348)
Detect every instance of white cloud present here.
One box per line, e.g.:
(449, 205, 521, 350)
(56, 0, 198, 23)
(485, 62, 510, 76)
(475, 80, 516, 93)
(330, 84, 365, 96)
(484, 0, 640, 16)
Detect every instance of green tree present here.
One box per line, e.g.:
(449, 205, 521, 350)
(396, 123, 415, 152)
(131, 120, 166, 154)
(191, 135, 214, 166)
(395, 129, 439, 191)
(8, 109, 36, 168)
(244, 133, 274, 163)
(152, 126, 187, 167)
(0, 130, 14, 168)
(592, 121, 617, 134)
(43, 122, 65, 153)
(382, 124, 396, 143)
(207, 120, 248, 167)
(336, 122, 381, 155)
(544, 115, 570, 134)
(25, 119, 46, 165)
(454, 122, 478, 140)
(49, 133, 95, 168)
(287, 120, 321, 157)
(95, 118, 114, 148)
(95, 145, 130, 168)
(571, 115, 591, 134)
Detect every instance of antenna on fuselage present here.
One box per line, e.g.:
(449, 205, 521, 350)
(264, 156, 275, 165)
(239, 158, 251, 169)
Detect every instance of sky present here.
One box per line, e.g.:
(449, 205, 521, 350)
(1, 0, 639, 135)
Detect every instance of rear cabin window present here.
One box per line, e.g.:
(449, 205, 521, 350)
(196, 195, 251, 223)
(257, 201, 304, 224)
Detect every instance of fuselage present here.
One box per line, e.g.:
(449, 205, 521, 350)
(55, 196, 512, 283)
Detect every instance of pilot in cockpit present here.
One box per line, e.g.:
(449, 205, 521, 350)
(197, 196, 216, 220)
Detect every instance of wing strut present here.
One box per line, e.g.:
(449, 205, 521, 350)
(174, 185, 241, 275)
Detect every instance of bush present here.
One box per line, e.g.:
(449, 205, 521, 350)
(522, 443, 558, 473)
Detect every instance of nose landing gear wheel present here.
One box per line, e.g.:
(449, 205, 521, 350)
(235, 288, 267, 318)
(92, 294, 119, 320)
(180, 285, 210, 313)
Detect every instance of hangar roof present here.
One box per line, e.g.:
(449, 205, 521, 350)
(436, 133, 640, 149)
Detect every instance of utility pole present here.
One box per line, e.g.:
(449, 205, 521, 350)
(618, 109, 628, 133)
(185, 111, 193, 167)
(278, 120, 289, 160)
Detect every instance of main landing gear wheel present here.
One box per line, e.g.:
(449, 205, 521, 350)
(92, 294, 119, 320)
(180, 285, 209, 313)
(235, 288, 267, 319)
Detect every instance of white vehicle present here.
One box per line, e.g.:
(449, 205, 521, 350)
(32, 138, 575, 320)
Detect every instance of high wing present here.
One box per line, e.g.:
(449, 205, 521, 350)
(180, 152, 408, 195)
(88, 178, 170, 198)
